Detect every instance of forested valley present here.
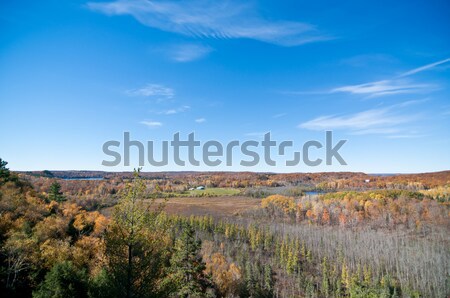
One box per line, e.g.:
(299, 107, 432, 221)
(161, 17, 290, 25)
(1, 159, 449, 297)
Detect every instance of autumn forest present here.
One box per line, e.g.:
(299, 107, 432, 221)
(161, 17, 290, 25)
(0, 158, 448, 297)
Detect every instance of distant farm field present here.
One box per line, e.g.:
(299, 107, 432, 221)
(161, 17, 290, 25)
(152, 196, 261, 217)
(183, 187, 241, 196)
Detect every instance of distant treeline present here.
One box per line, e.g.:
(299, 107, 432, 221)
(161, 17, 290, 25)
(19, 169, 450, 189)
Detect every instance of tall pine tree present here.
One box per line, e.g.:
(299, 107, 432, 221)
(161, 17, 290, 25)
(104, 169, 170, 298)
(166, 223, 213, 297)
(48, 181, 64, 202)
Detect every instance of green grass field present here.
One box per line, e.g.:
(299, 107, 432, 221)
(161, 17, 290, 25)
(183, 187, 241, 197)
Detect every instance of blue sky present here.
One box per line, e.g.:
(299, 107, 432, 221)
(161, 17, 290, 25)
(1, 0, 449, 173)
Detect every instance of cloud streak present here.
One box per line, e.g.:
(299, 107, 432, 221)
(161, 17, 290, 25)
(273, 113, 287, 118)
(126, 83, 174, 100)
(286, 58, 448, 98)
(140, 120, 162, 127)
(299, 108, 412, 131)
(87, 0, 331, 46)
(331, 80, 433, 98)
(169, 43, 213, 62)
(330, 57, 450, 97)
(158, 105, 190, 115)
(299, 100, 425, 138)
(399, 57, 450, 77)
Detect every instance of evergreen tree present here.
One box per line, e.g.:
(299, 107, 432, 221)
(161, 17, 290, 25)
(243, 261, 256, 297)
(263, 263, 274, 295)
(32, 261, 88, 298)
(0, 158, 10, 182)
(167, 223, 213, 297)
(88, 269, 115, 298)
(0, 158, 19, 185)
(48, 181, 64, 202)
(104, 170, 169, 298)
(321, 257, 329, 296)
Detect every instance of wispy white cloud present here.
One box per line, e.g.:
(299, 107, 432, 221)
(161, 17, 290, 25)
(385, 134, 426, 139)
(87, 0, 332, 46)
(286, 58, 448, 98)
(333, 58, 450, 97)
(126, 83, 174, 100)
(330, 58, 450, 97)
(140, 120, 162, 127)
(195, 118, 206, 123)
(395, 98, 430, 107)
(158, 105, 190, 115)
(299, 108, 412, 131)
(331, 80, 433, 98)
(273, 113, 287, 118)
(399, 57, 450, 77)
(164, 109, 177, 115)
(299, 100, 425, 138)
(168, 43, 213, 62)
